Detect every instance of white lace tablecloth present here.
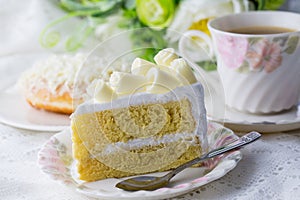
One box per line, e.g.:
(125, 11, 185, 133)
(0, 123, 299, 200)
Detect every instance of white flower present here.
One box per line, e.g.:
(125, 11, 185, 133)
(166, 0, 250, 43)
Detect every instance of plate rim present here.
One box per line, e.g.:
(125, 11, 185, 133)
(208, 107, 300, 133)
(0, 114, 69, 132)
(209, 106, 300, 125)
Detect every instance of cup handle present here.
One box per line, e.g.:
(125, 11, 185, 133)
(179, 30, 226, 122)
(178, 30, 214, 63)
(178, 30, 218, 93)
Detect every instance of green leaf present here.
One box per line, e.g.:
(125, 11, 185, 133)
(273, 36, 288, 47)
(264, 0, 286, 10)
(129, 28, 168, 62)
(197, 61, 217, 71)
(236, 60, 250, 73)
(285, 36, 299, 54)
(248, 37, 263, 45)
(249, 0, 286, 10)
(41, 31, 61, 48)
(257, 0, 266, 10)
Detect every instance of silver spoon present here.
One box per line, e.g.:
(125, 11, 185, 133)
(116, 131, 261, 191)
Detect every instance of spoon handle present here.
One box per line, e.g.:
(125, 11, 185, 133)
(167, 131, 261, 178)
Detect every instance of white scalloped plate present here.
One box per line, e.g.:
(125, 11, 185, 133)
(0, 53, 70, 132)
(0, 84, 70, 132)
(38, 122, 242, 200)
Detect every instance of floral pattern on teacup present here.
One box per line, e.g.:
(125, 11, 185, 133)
(216, 35, 248, 69)
(216, 35, 299, 73)
(246, 39, 282, 73)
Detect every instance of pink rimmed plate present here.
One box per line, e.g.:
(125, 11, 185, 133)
(37, 122, 241, 200)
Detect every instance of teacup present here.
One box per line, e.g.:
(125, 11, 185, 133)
(179, 11, 300, 114)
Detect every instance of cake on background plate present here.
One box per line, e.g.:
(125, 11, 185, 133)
(71, 48, 208, 182)
(18, 53, 130, 114)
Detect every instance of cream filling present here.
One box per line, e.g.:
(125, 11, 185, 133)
(99, 132, 199, 156)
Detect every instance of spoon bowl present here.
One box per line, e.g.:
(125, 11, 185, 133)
(116, 176, 170, 191)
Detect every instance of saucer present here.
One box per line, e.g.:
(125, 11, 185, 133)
(207, 103, 300, 133)
(202, 71, 300, 133)
(222, 108, 299, 133)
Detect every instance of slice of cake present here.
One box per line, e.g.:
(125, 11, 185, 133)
(71, 48, 208, 182)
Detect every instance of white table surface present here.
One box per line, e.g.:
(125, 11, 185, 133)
(1, 122, 299, 200)
(1, 1, 300, 199)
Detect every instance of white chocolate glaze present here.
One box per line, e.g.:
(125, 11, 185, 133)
(89, 48, 197, 102)
(131, 58, 156, 76)
(154, 48, 179, 66)
(109, 72, 148, 94)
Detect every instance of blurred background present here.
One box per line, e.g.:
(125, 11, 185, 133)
(0, 0, 299, 79)
(280, 0, 300, 12)
(0, 0, 298, 56)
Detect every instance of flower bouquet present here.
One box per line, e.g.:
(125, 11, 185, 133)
(40, 0, 286, 70)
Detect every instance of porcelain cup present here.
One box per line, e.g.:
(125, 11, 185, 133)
(180, 11, 300, 114)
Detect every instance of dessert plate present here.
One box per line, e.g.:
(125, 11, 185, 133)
(0, 84, 70, 132)
(38, 122, 242, 200)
